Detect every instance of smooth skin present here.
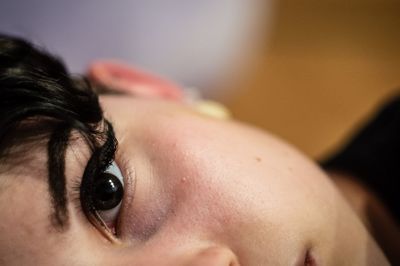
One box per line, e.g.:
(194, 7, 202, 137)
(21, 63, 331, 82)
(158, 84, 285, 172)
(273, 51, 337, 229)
(0, 62, 389, 265)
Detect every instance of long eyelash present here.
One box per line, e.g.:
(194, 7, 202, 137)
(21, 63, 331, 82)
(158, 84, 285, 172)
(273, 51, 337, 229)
(97, 124, 118, 172)
(78, 120, 118, 231)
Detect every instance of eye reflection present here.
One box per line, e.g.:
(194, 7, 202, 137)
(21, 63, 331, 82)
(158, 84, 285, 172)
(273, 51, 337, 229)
(93, 173, 123, 210)
(92, 161, 125, 231)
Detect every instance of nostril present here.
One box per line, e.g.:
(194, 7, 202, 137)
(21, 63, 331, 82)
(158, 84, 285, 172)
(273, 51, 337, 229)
(304, 249, 317, 266)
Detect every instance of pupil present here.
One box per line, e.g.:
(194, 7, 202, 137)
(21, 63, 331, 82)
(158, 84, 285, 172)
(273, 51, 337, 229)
(92, 173, 123, 210)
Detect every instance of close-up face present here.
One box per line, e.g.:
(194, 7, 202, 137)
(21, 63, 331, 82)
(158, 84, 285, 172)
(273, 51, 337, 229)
(0, 94, 388, 265)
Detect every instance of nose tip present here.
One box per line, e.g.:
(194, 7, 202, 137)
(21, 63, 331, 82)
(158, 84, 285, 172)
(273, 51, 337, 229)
(185, 246, 241, 266)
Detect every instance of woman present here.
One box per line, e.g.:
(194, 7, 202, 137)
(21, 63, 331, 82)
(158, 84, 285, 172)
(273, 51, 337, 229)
(0, 34, 397, 265)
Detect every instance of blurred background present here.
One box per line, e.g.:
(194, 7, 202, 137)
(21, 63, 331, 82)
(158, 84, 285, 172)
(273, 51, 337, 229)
(0, 0, 271, 90)
(1, 0, 399, 159)
(223, 0, 400, 159)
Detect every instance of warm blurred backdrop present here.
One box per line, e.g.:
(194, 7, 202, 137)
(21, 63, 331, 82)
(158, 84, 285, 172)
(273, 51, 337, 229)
(1, 0, 399, 160)
(222, 0, 400, 159)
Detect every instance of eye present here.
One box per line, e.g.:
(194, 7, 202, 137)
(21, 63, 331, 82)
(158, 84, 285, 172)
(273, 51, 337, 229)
(92, 161, 124, 232)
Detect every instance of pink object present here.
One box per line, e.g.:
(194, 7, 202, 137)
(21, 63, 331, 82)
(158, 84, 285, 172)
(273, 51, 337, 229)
(88, 61, 184, 101)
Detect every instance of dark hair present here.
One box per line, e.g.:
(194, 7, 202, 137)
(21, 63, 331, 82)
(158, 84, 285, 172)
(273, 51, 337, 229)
(0, 34, 111, 228)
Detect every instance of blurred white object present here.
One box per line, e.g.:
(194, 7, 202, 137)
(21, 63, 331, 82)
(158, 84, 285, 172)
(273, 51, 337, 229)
(0, 0, 273, 92)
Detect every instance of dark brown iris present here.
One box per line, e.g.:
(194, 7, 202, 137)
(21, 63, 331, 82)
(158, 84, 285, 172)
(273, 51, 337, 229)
(92, 173, 123, 210)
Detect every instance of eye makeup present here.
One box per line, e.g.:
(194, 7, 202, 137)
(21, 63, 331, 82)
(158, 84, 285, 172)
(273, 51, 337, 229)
(74, 120, 125, 241)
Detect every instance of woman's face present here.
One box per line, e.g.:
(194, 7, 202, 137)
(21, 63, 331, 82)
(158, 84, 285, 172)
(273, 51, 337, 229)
(0, 66, 388, 265)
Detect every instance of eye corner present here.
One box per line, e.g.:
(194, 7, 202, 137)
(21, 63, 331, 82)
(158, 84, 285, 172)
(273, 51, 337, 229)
(85, 208, 125, 243)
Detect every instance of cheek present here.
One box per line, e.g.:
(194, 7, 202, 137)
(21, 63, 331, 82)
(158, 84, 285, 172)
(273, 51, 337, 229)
(138, 123, 340, 265)
(121, 116, 311, 243)
(117, 117, 257, 242)
(108, 101, 363, 264)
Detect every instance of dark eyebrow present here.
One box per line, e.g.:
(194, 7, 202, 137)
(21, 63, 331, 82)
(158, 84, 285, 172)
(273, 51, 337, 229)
(47, 123, 72, 228)
(0, 35, 110, 230)
(47, 120, 117, 230)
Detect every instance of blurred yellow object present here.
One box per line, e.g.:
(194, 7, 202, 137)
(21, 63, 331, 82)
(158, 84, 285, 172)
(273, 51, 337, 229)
(193, 100, 232, 120)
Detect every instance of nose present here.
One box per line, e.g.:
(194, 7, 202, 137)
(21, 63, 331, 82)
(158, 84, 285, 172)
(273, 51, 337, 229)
(184, 246, 241, 266)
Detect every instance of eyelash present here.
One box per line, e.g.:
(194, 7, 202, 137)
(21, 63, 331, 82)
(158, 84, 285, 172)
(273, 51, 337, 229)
(70, 121, 124, 241)
(71, 178, 89, 217)
(70, 163, 123, 240)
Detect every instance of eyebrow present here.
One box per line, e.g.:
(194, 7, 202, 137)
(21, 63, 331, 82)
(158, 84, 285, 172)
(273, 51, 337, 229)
(47, 123, 71, 228)
(47, 120, 117, 230)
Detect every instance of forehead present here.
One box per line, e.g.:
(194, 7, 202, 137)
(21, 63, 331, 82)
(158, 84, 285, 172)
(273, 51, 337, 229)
(0, 131, 90, 208)
(0, 155, 52, 262)
(0, 140, 94, 265)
